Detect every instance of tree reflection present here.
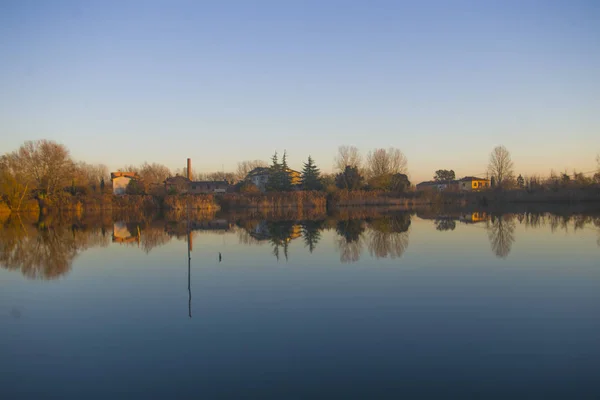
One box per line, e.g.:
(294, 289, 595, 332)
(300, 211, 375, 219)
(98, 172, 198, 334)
(240, 220, 300, 261)
(0, 215, 110, 280)
(366, 214, 411, 259)
(594, 216, 600, 247)
(487, 214, 516, 259)
(267, 221, 297, 261)
(301, 220, 325, 253)
(335, 219, 366, 263)
(435, 218, 456, 231)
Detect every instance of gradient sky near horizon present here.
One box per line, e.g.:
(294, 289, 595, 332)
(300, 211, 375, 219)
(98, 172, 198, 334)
(1, 0, 598, 182)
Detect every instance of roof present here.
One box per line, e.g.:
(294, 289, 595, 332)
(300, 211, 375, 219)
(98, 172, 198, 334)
(165, 175, 190, 183)
(460, 176, 489, 182)
(111, 171, 138, 180)
(416, 180, 458, 187)
(416, 181, 437, 187)
(191, 181, 229, 186)
(247, 167, 271, 177)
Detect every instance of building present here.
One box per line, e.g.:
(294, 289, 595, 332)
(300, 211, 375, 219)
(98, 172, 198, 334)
(246, 167, 302, 192)
(164, 158, 230, 194)
(164, 176, 230, 194)
(247, 167, 272, 191)
(416, 180, 459, 192)
(110, 172, 138, 195)
(458, 177, 490, 191)
(164, 175, 191, 193)
(188, 181, 229, 194)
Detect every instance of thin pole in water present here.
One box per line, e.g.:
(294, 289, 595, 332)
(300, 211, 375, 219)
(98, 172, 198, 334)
(187, 203, 192, 319)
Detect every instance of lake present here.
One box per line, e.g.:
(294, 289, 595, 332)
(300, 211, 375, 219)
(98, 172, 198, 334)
(1, 209, 599, 399)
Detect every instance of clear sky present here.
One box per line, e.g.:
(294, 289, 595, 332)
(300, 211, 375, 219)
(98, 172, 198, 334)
(1, 0, 598, 182)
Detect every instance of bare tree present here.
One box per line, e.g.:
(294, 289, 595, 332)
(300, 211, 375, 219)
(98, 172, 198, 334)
(119, 164, 140, 174)
(206, 171, 236, 182)
(74, 162, 109, 188)
(488, 145, 514, 186)
(334, 145, 361, 172)
(366, 147, 408, 178)
(236, 160, 268, 181)
(3, 140, 73, 196)
(138, 162, 171, 185)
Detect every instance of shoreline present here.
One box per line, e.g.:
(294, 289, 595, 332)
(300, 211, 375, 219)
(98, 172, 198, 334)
(1, 188, 600, 217)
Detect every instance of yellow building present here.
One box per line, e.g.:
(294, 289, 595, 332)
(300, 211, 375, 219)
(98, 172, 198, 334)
(288, 169, 301, 186)
(459, 177, 490, 191)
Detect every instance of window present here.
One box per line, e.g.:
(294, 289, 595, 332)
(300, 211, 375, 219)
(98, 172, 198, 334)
(474, 182, 478, 188)
(191, 185, 196, 189)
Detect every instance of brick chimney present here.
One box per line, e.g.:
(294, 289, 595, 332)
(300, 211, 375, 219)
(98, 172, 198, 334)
(187, 158, 192, 180)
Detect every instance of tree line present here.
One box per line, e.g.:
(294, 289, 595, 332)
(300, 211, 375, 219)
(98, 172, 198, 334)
(1, 139, 599, 212)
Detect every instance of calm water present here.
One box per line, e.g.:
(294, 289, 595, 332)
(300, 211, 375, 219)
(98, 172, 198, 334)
(1, 209, 599, 399)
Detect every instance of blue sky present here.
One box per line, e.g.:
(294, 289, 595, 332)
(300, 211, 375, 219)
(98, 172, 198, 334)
(1, 0, 598, 182)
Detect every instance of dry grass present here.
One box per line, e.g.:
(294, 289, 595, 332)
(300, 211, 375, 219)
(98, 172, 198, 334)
(220, 191, 327, 209)
(163, 194, 219, 210)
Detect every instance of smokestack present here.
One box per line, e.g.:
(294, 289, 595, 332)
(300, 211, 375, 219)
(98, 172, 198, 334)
(187, 158, 192, 180)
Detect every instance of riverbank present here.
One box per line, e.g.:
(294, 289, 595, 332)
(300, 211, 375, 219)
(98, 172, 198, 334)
(1, 186, 599, 217)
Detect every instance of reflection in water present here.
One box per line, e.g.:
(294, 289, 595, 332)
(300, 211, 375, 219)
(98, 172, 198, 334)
(301, 220, 326, 253)
(487, 215, 517, 259)
(435, 218, 456, 231)
(2, 210, 599, 279)
(0, 214, 109, 280)
(240, 220, 302, 261)
(366, 215, 411, 259)
(336, 219, 366, 263)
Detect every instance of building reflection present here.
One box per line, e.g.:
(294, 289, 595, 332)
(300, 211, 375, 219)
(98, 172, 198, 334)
(112, 221, 140, 245)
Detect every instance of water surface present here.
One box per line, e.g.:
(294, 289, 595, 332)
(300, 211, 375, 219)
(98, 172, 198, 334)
(1, 210, 599, 398)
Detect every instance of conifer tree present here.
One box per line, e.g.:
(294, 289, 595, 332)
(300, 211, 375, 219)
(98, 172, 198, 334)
(266, 151, 281, 191)
(280, 150, 292, 191)
(301, 156, 322, 190)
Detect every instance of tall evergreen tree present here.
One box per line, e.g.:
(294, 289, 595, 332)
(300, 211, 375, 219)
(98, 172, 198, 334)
(267, 151, 283, 191)
(280, 150, 292, 191)
(301, 156, 322, 190)
(271, 151, 280, 171)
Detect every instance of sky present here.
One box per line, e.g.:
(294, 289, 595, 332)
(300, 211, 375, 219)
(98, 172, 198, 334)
(1, 0, 598, 182)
